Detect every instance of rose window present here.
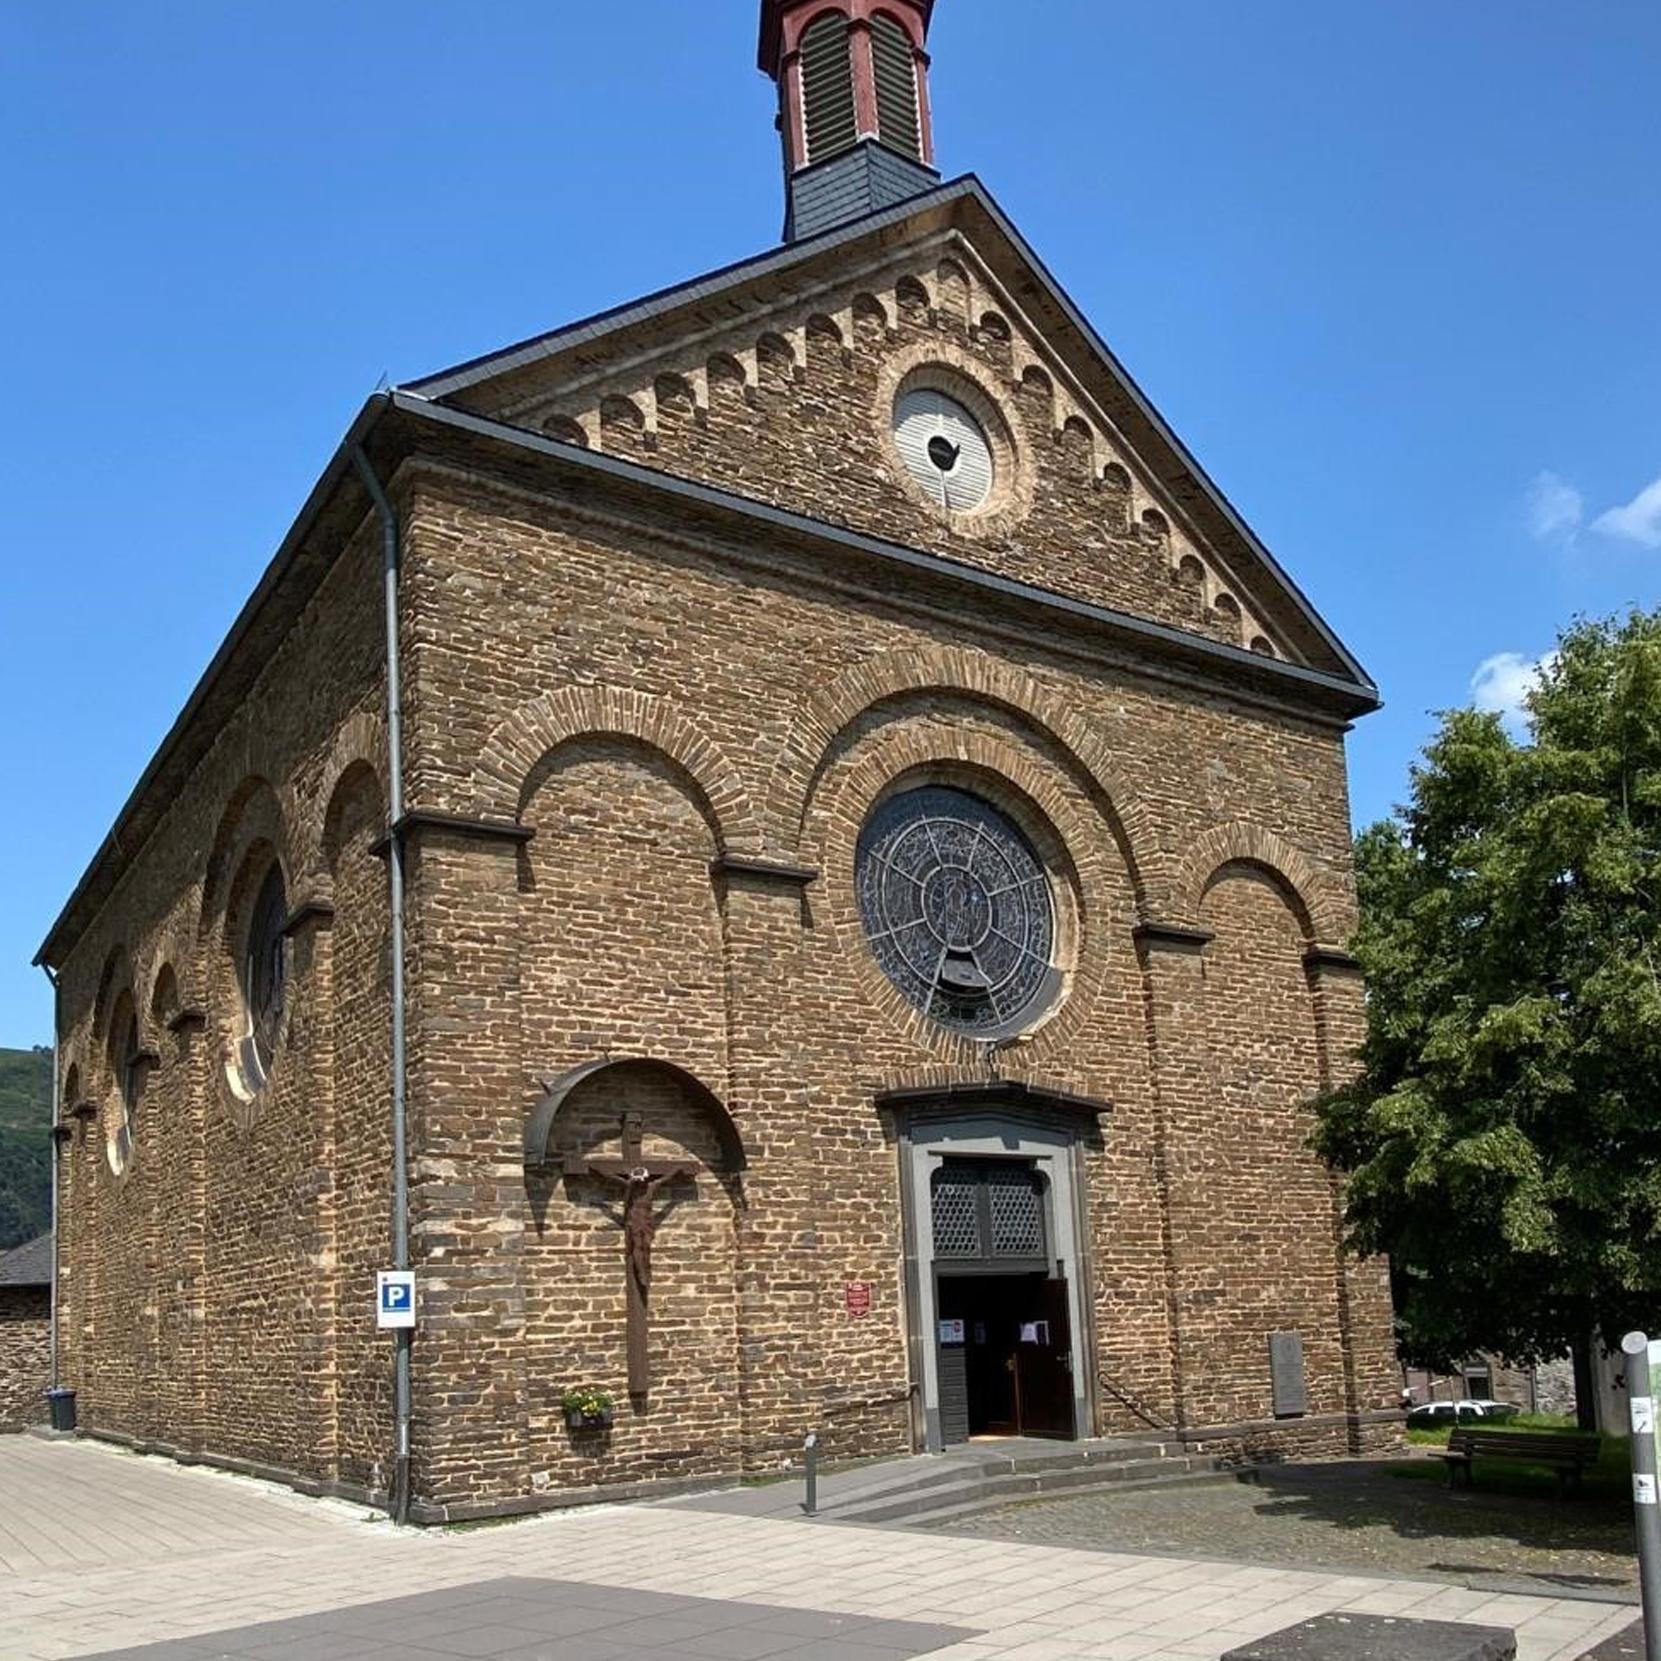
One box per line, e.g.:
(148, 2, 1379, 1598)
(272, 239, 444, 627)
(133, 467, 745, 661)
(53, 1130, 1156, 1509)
(855, 785, 1057, 1036)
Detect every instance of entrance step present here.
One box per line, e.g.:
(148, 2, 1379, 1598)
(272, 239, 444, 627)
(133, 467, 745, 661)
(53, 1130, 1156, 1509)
(664, 1434, 1243, 1526)
(830, 1446, 1232, 1526)
(903, 1466, 1245, 1531)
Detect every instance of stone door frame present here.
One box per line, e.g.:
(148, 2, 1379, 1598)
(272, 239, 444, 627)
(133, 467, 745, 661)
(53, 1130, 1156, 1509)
(897, 1106, 1096, 1451)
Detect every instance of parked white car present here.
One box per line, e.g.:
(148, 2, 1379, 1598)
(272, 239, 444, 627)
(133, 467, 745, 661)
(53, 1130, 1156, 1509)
(1406, 1399, 1519, 1428)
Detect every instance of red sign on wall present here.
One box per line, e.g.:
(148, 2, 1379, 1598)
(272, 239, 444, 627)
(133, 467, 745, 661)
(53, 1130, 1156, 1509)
(844, 1282, 873, 1318)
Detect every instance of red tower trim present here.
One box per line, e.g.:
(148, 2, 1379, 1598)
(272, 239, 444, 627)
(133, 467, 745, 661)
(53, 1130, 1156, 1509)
(760, 0, 936, 174)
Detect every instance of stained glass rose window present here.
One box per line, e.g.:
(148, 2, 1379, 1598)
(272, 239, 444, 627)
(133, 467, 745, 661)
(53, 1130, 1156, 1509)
(855, 785, 1057, 1036)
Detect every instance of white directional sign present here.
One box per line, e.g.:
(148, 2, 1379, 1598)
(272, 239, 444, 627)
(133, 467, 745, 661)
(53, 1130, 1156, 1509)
(376, 1270, 416, 1330)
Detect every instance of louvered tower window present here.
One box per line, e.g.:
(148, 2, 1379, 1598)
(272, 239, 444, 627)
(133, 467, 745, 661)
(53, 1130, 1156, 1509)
(800, 12, 858, 163)
(870, 13, 922, 160)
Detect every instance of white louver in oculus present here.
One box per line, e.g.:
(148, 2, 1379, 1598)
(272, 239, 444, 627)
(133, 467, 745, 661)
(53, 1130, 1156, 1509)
(894, 389, 994, 511)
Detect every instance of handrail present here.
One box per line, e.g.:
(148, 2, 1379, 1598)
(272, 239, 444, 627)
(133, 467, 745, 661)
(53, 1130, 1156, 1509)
(1097, 1371, 1175, 1432)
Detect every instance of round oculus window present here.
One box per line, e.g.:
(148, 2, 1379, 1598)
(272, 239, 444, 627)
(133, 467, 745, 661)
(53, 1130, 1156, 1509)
(855, 785, 1058, 1037)
(893, 388, 994, 511)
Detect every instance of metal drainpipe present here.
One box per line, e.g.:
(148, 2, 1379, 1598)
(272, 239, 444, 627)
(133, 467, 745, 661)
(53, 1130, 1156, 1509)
(351, 447, 412, 1525)
(39, 965, 61, 1395)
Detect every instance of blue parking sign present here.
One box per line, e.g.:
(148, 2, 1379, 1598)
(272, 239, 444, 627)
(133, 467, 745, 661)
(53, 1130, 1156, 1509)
(376, 1270, 416, 1329)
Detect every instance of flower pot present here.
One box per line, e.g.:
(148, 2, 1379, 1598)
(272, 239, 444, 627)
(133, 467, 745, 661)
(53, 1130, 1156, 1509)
(566, 1408, 613, 1431)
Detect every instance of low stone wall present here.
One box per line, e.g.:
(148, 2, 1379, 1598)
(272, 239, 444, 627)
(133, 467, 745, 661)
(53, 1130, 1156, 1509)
(1183, 1409, 1405, 1468)
(0, 1286, 50, 1431)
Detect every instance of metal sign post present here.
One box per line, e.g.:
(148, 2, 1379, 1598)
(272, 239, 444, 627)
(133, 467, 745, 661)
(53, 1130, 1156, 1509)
(1621, 1332, 1661, 1661)
(803, 1431, 818, 1518)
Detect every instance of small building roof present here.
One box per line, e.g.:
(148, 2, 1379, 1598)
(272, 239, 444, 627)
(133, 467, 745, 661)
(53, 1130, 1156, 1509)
(0, 1234, 51, 1289)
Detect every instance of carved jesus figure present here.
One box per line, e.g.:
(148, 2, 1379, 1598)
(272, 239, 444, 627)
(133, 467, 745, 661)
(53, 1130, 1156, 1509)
(565, 1113, 702, 1399)
(622, 1163, 680, 1295)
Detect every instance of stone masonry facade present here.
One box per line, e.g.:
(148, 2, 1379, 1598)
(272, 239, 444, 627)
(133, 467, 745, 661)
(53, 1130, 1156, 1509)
(42, 192, 1400, 1519)
(0, 1286, 50, 1431)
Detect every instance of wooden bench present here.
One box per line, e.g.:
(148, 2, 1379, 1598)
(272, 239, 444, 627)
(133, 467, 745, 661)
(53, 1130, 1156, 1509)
(1437, 1428, 1600, 1492)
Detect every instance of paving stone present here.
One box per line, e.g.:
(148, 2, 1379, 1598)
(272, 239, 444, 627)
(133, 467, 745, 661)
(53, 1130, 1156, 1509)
(1221, 1613, 1516, 1661)
(70, 1577, 973, 1661)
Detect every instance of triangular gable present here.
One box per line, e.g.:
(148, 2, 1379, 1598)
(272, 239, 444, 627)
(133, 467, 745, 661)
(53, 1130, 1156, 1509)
(406, 177, 1373, 694)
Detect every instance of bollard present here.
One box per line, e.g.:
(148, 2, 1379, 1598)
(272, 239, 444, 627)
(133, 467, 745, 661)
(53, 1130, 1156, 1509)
(1622, 1333, 1661, 1661)
(803, 1430, 818, 1517)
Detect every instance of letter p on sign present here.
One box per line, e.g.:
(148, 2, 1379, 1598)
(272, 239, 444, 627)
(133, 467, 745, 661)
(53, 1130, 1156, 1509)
(377, 1270, 416, 1329)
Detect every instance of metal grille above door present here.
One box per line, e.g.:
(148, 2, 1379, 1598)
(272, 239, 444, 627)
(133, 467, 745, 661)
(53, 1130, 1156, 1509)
(930, 1167, 983, 1259)
(987, 1166, 1045, 1257)
(930, 1161, 1048, 1269)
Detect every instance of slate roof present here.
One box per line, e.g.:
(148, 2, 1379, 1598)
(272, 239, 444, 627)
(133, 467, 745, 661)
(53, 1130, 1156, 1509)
(0, 1234, 51, 1289)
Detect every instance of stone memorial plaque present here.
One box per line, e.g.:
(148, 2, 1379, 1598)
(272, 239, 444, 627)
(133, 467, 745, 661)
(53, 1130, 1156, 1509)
(1270, 1330, 1307, 1418)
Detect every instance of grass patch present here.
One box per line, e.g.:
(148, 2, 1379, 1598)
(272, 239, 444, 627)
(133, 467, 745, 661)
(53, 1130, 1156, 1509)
(1406, 1412, 1581, 1448)
(1394, 1417, 1629, 1501)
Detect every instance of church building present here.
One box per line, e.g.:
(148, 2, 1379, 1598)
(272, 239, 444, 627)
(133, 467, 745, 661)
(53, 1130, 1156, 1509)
(37, 1, 1400, 1521)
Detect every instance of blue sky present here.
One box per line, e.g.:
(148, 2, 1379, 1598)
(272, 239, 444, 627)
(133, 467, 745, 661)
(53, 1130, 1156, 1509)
(1, 1, 1656, 1047)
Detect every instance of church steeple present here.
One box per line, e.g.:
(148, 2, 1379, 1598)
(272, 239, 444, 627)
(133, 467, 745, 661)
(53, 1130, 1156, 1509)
(759, 1, 941, 242)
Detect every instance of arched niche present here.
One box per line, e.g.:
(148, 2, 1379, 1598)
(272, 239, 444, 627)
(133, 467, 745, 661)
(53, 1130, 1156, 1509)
(523, 1057, 746, 1175)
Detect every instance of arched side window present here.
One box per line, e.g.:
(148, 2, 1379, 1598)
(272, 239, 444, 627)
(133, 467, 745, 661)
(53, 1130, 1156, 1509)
(801, 11, 857, 163)
(239, 861, 288, 1092)
(870, 13, 921, 160)
(106, 995, 140, 1174)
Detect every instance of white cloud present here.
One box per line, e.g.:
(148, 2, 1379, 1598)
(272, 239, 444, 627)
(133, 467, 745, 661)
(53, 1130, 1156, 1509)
(1525, 470, 1583, 542)
(1471, 651, 1552, 737)
(1591, 473, 1661, 549)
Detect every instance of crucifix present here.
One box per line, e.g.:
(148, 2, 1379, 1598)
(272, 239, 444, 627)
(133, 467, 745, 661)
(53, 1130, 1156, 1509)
(564, 1112, 702, 1400)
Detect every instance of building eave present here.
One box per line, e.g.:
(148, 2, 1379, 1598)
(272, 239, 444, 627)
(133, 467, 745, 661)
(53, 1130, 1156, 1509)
(33, 393, 397, 971)
(405, 175, 1373, 693)
(382, 390, 1381, 715)
(38, 373, 1381, 973)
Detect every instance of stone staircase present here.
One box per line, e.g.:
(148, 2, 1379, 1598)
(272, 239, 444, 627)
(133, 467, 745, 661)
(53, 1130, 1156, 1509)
(670, 1434, 1243, 1529)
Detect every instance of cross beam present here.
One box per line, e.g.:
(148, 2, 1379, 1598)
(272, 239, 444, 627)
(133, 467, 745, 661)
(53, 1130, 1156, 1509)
(565, 1112, 702, 1400)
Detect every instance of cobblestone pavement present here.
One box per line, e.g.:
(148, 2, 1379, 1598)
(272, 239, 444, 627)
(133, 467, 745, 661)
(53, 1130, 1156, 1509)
(925, 1464, 1637, 1597)
(0, 1439, 1639, 1661)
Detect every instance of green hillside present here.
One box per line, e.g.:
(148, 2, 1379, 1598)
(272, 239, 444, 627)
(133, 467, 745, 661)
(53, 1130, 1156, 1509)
(0, 1046, 52, 1250)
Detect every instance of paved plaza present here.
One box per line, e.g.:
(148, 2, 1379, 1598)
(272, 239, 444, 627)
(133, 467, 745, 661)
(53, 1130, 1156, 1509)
(0, 1438, 1641, 1661)
(923, 1462, 1636, 1595)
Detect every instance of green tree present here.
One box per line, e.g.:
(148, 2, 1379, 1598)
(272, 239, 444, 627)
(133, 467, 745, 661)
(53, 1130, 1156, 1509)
(0, 1045, 51, 1251)
(1315, 610, 1661, 1408)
